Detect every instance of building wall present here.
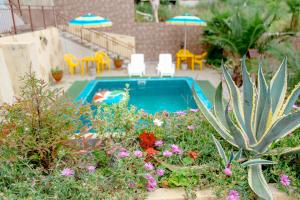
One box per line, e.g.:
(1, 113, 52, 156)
(54, 0, 204, 61)
(0, 27, 64, 104)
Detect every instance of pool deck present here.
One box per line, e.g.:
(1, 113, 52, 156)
(52, 62, 229, 99)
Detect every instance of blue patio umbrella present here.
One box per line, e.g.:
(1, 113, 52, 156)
(166, 13, 206, 51)
(69, 13, 112, 41)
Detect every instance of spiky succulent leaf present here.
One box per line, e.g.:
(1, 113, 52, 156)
(222, 64, 245, 132)
(254, 63, 269, 140)
(267, 146, 300, 156)
(256, 88, 273, 141)
(214, 82, 229, 129)
(193, 89, 236, 145)
(229, 151, 234, 163)
(282, 84, 300, 115)
(242, 159, 276, 167)
(212, 135, 228, 165)
(241, 57, 257, 145)
(270, 57, 287, 120)
(254, 110, 300, 153)
(233, 148, 243, 161)
(225, 104, 249, 149)
(248, 165, 273, 200)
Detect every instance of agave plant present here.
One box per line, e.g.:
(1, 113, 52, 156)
(194, 57, 300, 200)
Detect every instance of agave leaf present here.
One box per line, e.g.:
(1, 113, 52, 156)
(233, 148, 243, 161)
(248, 165, 273, 200)
(229, 151, 234, 163)
(281, 83, 300, 115)
(222, 64, 245, 132)
(214, 82, 229, 129)
(256, 88, 273, 141)
(270, 57, 287, 120)
(254, 63, 268, 139)
(212, 135, 228, 165)
(255, 110, 300, 153)
(267, 146, 300, 156)
(193, 89, 236, 145)
(241, 57, 257, 145)
(242, 159, 276, 167)
(225, 104, 249, 149)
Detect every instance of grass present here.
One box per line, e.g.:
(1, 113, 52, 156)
(64, 77, 216, 103)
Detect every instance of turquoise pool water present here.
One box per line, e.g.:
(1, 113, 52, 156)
(76, 78, 212, 114)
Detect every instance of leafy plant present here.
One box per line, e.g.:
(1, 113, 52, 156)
(51, 66, 63, 73)
(0, 72, 82, 170)
(194, 57, 300, 200)
(167, 169, 199, 187)
(286, 0, 300, 31)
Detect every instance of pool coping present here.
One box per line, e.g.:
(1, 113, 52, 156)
(75, 77, 213, 109)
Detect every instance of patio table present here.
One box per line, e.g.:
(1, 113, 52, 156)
(81, 56, 97, 75)
(176, 49, 195, 71)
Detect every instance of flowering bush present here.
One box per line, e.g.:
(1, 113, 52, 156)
(0, 74, 299, 199)
(139, 132, 156, 150)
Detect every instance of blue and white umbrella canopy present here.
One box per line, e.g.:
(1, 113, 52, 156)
(69, 13, 112, 28)
(166, 14, 206, 26)
(166, 13, 206, 50)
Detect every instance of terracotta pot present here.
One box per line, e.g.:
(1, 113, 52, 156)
(52, 71, 63, 82)
(114, 59, 123, 69)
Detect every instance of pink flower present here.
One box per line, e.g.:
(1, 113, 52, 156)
(292, 104, 299, 109)
(146, 179, 157, 191)
(190, 109, 199, 113)
(170, 144, 182, 154)
(224, 167, 232, 176)
(144, 173, 155, 182)
(226, 190, 239, 200)
(144, 162, 154, 170)
(280, 174, 291, 186)
(175, 111, 186, 116)
(163, 150, 173, 157)
(87, 165, 96, 173)
(156, 169, 165, 176)
(187, 125, 195, 130)
(134, 150, 143, 158)
(119, 151, 129, 158)
(61, 168, 74, 177)
(155, 140, 164, 147)
(128, 181, 136, 188)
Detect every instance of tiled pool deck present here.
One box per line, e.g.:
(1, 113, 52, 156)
(53, 62, 229, 99)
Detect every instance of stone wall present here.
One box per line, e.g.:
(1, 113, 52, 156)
(54, 0, 204, 61)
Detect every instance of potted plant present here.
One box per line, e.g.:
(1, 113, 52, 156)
(51, 67, 63, 83)
(113, 55, 124, 69)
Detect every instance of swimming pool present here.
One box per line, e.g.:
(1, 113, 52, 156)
(75, 77, 212, 114)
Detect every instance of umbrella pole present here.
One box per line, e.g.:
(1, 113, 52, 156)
(80, 27, 82, 43)
(184, 24, 187, 54)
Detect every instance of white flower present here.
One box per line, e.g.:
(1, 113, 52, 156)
(153, 119, 163, 127)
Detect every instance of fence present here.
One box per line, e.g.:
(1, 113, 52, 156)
(56, 14, 135, 58)
(0, 1, 135, 58)
(0, 0, 56, 35)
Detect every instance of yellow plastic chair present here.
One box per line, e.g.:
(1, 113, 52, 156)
(64, 54, 81, 75)
(97, 51, 111, 71)
(194, 52, 207, 71)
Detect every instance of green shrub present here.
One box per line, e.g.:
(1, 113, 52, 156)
(0, 73, 83, 170)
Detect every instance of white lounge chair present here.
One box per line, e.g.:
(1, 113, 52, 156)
(128, 54, 146, 77)
(156, 54, 175, 77)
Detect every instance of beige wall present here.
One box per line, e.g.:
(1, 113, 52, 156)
(0, 27, 64, 104)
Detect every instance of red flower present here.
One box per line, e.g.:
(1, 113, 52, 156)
(146, 148, 158, 156)
(139, 132, 156, 150)
(188, 151, 198, 160)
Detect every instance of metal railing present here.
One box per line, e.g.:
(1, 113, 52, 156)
(0, 1, 135, 58)
(0, 1, 56, 35)
(56, 14, 135, 59)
